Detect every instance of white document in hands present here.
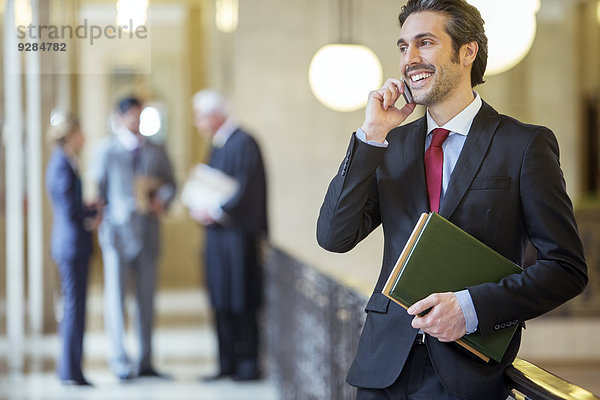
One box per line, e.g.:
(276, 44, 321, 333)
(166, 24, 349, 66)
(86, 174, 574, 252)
(181, 164, 239, 212)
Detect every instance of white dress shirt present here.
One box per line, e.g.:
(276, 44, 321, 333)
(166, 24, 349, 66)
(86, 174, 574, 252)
(356, 92, 483, 334)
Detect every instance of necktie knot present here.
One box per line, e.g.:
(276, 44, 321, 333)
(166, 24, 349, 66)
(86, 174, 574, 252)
(431, 128, 450, 147)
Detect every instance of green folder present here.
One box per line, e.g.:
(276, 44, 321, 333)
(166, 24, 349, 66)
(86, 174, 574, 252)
(382, 212, 523, 362)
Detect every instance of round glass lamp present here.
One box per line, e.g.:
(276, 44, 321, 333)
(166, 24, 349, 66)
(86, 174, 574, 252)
(14, 0, 32, 27)
(116, 0, 148, 31)
(139, 106, 162, 137)
(309, 44, 383, 112)
(468, 0, 540, 76)
(216, 0, 238, 33)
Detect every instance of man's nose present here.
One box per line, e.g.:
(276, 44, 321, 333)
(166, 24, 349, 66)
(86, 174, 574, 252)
(405, 45, 422, 65)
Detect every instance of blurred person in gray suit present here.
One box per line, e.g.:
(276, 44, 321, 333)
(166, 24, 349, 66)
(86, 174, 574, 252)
(191, 90, 267, 381)
(90, 96, 176, 380)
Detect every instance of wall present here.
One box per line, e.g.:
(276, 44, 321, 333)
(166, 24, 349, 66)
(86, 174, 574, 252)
(209, 0, 591, 289)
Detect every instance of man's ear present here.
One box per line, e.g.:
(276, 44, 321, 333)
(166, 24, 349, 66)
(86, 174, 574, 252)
(462, 41, 478, 67)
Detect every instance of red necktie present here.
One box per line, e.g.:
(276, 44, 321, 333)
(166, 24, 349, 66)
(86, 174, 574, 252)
(424, 128, 450, 213)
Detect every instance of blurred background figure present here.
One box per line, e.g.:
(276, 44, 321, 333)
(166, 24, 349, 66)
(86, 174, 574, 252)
(46, 114, 101, 386)
(89, 96, 176, 380)
(191, 90, 268, 382)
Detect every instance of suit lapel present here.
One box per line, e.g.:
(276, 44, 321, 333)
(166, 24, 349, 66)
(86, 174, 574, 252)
(439, 101, 501, 219)
(403, 118, 429, 214)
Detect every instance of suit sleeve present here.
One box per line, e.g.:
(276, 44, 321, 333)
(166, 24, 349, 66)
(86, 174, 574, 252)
(88, 140, 109, 204)
(220, 136, 266, 228)
(48, 159, 86, 224)
(316, 134, 386, 253)
(154, 145, 177, 206)
(469, 128, 588, 337)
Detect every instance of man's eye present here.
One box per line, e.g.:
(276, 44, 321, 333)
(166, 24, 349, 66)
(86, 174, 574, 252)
(421, 40, 433, 46)
(399, 46, 407, 53)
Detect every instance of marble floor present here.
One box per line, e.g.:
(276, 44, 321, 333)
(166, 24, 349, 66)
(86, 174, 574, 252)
(2, 287, 599, 399)
(0, 289, 280, 400)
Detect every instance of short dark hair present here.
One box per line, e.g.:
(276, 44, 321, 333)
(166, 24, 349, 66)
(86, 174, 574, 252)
(398, 0, 488, 87)
(117, 96, 142, 114)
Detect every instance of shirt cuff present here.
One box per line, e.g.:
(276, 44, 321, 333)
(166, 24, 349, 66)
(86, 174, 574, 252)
(209, 206, 224, 221)
(209, 206, 231, 225)
(355, 128, 389, 148)
(455, 290, 479, 334)
(155, 184, 175, 204)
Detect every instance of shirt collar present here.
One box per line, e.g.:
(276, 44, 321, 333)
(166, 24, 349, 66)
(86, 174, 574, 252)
(212, 118, 238, 148)
(115, 125, 143, 151)
(426, 91, 482, 137)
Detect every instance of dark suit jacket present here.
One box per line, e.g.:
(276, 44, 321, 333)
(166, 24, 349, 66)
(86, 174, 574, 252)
(316, 101, 588, 400)
(46, 147, 93, 264)
(205, 128, 268, 313)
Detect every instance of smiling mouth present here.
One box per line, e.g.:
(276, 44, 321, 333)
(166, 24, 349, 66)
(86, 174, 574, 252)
(410, 72, 433, 82)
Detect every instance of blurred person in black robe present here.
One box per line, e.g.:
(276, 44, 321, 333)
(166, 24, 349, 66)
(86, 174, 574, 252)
(190, 90, 268, 381)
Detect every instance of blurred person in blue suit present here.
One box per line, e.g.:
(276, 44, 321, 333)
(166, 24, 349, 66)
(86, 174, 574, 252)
(46, 114, 101, 386)
(89, 96, 176, 380)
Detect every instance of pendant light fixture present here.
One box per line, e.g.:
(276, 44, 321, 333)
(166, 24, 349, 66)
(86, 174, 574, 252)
(215, 0, 238, 33)
(116, 0, 148, 31)
(309, 0, 382, 112)
(468, 0, 540, 76)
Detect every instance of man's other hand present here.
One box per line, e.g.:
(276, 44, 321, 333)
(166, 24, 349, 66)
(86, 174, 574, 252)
(407, 292, 467, 342)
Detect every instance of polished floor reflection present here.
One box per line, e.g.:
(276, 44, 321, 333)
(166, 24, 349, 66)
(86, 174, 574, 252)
(0, 289, 279, 400)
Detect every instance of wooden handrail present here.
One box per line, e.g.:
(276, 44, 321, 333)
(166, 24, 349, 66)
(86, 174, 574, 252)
(506, 358, 599, 400)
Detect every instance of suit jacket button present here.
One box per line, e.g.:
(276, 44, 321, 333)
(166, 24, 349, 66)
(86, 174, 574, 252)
(494, 324, 500, 331)
(500, 323, 507, 328)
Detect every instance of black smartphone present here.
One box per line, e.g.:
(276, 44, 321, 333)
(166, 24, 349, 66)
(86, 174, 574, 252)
(402, 79, 414, 104)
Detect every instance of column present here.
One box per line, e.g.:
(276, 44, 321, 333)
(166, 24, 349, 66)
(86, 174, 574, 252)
(3, 0, 26, 372)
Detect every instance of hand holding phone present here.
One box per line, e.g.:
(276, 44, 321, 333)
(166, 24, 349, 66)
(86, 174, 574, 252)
(361, 78, 417, 143)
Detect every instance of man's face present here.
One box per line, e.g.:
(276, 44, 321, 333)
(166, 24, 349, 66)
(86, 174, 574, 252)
(397, 11, 466, 106)
(121, 105, 142, 134)
(193, 108, 224, 137)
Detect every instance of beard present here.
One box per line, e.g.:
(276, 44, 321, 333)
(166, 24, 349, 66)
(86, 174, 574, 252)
(410, 60, 462, 106)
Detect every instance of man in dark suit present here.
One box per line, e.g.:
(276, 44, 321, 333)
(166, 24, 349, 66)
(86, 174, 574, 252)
(317, 1, 588, 399)
(191, 90, 268, 381)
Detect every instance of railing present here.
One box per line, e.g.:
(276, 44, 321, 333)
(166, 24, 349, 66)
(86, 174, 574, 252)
(506, 359, 598, 400)
(262, 246, 599, 400)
